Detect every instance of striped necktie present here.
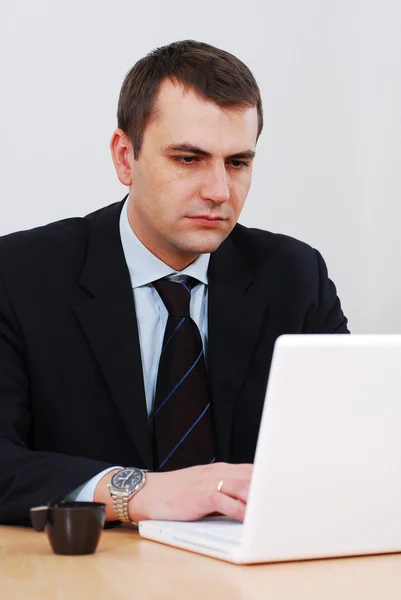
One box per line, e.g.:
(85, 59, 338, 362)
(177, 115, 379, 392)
(152, 276, 215, 471)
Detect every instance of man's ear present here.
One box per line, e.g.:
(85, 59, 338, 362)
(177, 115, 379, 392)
(110, 129, 134, 186)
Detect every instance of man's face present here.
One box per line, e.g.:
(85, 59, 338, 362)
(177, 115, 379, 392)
(126, 79, 258, 269)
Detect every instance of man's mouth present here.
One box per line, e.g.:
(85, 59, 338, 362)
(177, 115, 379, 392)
(187, 215, 226, 221)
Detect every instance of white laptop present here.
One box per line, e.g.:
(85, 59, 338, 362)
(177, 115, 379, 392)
(139, 334, 401, 564)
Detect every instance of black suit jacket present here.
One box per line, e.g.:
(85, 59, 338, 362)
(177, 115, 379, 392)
(0, 199, 349, 524)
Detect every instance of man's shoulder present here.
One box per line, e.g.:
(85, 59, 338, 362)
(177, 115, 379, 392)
(230, 222, 316, 267)
(0, 201, 120, 277)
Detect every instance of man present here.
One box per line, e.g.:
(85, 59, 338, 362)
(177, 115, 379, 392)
(0, 40, 348, 526)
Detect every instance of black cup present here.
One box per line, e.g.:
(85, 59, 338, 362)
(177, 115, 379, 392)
(30, 501, 106, 555)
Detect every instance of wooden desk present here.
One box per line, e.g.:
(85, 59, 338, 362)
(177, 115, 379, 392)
(1, 525, 400, 600)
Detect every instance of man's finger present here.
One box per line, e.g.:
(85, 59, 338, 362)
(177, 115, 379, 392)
(213, 492, 246, 523)
(216, 478, 251, 503)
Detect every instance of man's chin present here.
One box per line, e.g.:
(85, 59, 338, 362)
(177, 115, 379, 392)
(177, 233, 229, 256)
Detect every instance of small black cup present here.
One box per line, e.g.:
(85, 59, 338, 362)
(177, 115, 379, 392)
(30, 501, 106, 555)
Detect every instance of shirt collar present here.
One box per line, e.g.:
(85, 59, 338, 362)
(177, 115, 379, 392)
(119, 198, 210, 289)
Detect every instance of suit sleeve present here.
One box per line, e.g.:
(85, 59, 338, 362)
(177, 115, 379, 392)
(311, 250, 350, 333)
(0, 273, 115, 525)
(65, 467, 122, 501)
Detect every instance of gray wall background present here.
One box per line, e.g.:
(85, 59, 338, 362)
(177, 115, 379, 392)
(1, 0, 400, 333)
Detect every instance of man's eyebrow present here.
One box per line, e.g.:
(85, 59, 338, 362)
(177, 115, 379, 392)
(163, 143, 256, 160)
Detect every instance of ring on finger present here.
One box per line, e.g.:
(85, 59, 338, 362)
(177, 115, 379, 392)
(217, 479, 224, 493)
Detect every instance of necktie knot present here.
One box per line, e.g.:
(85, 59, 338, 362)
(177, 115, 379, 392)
(152, 276, 197, 317)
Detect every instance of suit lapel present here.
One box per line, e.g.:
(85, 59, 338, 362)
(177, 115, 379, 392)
(208, 234, 269, 462)
(73, 200, 151, 467)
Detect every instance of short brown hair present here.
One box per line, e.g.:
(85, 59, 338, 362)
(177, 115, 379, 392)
(117, 40, 263, 158)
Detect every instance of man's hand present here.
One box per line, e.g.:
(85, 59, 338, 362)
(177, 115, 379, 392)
(129, 463, 253, 523)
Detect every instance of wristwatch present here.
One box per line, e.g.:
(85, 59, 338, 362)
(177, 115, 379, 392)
(108, 467, 147, 523)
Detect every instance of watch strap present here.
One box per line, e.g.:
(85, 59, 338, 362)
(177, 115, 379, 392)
(112, 493, 131, 523)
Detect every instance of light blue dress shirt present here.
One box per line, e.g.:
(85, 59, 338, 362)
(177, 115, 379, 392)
(68, 199, 211, 501)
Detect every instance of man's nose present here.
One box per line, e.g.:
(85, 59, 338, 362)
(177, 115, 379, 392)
(200, 165, 230, 204)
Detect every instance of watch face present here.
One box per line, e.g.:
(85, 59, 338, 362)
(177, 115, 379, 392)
(112, 468, 143, 490)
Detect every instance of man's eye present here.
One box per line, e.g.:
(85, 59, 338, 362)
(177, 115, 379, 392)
(230, 160, 248, 169)
(174, 156, 198, 165)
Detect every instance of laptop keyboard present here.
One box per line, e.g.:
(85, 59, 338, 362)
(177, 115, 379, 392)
(169, 518, 243, 546)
